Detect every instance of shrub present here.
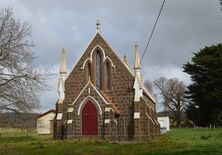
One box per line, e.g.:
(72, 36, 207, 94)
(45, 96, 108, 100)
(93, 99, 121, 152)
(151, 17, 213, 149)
(200, 134, 211, 140)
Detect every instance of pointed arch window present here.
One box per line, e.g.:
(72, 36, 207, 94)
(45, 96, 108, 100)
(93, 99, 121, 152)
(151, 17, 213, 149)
(88, 62, 91, 80)
(96, 50, 102, 90)
(106, 62, 111, 91)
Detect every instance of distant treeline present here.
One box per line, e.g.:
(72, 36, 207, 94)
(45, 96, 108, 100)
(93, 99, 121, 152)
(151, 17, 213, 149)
(0, 111, 188, 129)
(0, 112, 39, 128)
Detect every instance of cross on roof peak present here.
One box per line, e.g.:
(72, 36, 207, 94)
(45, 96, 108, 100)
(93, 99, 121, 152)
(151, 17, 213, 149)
(96, 19, 101, 34)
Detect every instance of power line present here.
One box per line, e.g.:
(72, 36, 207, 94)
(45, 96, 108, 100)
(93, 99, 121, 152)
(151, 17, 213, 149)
(140, 0, 166, 65)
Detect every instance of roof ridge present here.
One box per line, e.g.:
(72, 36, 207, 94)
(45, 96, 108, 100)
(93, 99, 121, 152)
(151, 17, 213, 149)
(36, 109, 55, 119)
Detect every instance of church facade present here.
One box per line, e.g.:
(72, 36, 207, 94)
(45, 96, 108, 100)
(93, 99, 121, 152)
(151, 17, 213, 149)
(54, 22, 160, 141)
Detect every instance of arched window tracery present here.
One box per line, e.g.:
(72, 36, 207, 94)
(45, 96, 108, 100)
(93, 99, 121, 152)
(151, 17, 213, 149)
(96, 50, 102, 90)
(106, 62, 111, 91)
(88, 62, 91, 79)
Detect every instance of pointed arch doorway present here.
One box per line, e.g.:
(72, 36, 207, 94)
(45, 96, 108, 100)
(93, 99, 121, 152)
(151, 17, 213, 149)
(82, 101, 98, 135)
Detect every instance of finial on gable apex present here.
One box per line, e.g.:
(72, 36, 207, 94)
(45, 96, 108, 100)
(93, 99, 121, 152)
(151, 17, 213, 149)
(123, 53, 128, 65)
(135, 42, 138, 48)
(96, 19, 101, 34)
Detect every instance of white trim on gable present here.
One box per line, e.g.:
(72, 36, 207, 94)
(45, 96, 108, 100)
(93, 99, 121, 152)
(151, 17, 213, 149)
(123, 62, 134, 76)
(143, 96, 154, 111)
(90, 45, 106, 62)
(113, 119, 118, 125)
(77, 96, 102, 116)
(143, 85, 156, 104)
(90, 82, 109, 105)
(97, 34, 155, 105)
(105, 56, 116, 68)
(66, 33, 97, 78)
(80, 58, 91, 70)
(70, 81, 109, 106)
(80, 45, 105, 69)
(70, 81, 91, 105)
(66, 32, 133, 82)
(146, 112, 155, 124)
(154, 119, 159, 125)
(100, 35, 135, 77)
(80, 44, 116, 69)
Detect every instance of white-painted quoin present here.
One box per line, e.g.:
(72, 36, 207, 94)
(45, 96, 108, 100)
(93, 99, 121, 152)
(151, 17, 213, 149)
(58, 48, 67, 103)
(54, 21, 160, 140)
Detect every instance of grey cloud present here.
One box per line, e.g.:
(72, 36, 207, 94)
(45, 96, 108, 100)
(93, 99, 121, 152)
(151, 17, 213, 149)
(0, 0, 221, 111)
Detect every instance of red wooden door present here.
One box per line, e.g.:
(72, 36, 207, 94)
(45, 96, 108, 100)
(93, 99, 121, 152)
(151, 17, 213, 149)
(82, 101, 98, 135)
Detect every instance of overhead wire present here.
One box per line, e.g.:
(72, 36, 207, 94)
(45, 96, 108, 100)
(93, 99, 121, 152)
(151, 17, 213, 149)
(140, 0, 166, 65)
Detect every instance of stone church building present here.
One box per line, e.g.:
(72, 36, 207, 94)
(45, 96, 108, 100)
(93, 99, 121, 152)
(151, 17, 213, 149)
(54, 21, 160, 141)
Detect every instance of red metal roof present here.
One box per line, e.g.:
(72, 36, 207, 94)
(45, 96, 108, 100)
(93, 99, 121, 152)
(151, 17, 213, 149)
(101, 92, 121, 115)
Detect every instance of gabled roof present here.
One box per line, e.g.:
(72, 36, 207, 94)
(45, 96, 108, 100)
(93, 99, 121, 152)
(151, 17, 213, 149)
(65, 30, 156, 107)
(98, 33, 135, 79)
(70, 80, 120, 114)
(70, 80, 108, 105)
(36, 109, 55, 119)
(66, 32, 134, 81)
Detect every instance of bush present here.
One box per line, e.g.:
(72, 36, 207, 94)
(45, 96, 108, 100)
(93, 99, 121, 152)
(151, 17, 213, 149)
(200, 134, 211, 140)
(180, 120, 194, 127)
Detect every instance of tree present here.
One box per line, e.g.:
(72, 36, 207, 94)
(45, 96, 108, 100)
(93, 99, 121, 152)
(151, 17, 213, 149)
(183, 44, 222, 126)
(0, 8, 47, 112)
(144, 80, 159, 108)
(144, 80, 153, 95)
(154, 77, 188, 127)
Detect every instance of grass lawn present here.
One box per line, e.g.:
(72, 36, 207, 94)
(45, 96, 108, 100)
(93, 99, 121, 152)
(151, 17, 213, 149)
(0, 128, 222, 155)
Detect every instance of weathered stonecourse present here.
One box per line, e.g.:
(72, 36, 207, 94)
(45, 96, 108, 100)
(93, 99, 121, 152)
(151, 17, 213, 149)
(54, 21, 160, 141)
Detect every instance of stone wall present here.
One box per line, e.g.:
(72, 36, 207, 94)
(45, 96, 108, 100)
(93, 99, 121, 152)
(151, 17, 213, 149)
(54, 33, 160, 141)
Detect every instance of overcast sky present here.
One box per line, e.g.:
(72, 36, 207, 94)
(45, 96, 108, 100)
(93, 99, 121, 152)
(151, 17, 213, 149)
(0, 0, 222, 112)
